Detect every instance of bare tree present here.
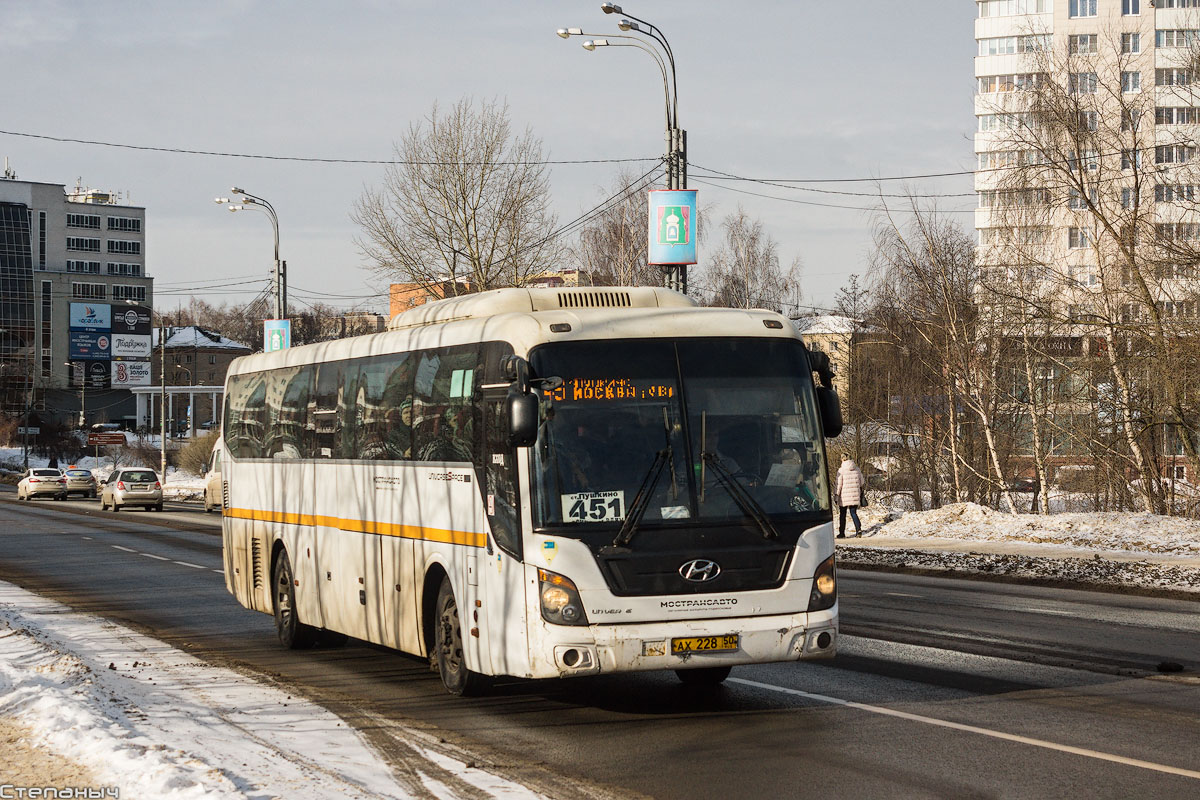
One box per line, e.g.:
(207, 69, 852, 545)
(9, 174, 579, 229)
(701, 206, 803, 314)
(573, 169, 660, 287)
(873, 201, 1019, 513)
(352, 98, 562, 295)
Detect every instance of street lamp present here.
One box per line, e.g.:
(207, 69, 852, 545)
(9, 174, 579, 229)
(559, 4, 688, 292)
(215, 188, 286, 320)
(64, 361, 85, 429)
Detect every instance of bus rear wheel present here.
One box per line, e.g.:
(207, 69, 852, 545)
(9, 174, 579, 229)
(675, 666, 732, 686)
(434, 577, 487, 696)
(273, 550, 317, 649)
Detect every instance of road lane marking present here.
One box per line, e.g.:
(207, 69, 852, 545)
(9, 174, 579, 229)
(1026, 608, 1076, 617)
(173, 561, 207, 569)
(140, 553, 170, 561)
(885, 592, 924, 598)
(111, 545, 137, 553)
(81, 536, 93, 540)
(729, 677, 1200, 780)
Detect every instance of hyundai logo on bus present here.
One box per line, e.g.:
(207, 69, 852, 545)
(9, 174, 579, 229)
(679, 559, 721, 583)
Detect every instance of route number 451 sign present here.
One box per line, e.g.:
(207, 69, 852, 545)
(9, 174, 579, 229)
(561, 491, 626, 523)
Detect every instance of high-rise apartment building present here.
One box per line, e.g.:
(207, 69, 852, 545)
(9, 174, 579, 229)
(0, 171, 154, 424)
(973, 0, 1200, 494)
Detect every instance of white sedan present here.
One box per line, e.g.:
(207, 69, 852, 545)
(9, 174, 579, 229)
(17, 468, 68, 501)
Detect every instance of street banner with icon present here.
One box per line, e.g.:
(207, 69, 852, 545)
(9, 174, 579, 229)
(647, 189, 698, 266)
(264, 319, 291, 352)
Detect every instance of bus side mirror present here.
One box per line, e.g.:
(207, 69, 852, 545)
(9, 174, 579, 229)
(816, 386, 843, 439)
(507, 389, 539, 447)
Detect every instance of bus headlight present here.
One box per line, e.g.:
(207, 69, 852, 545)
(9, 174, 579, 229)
(538, 569, 589, 626)
(808, 554, 837, 611)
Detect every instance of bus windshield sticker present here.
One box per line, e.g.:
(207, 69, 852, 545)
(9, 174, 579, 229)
(660, 505, 690, 519)
(765, 463, 803, 487)
(561, 490, 626, 523)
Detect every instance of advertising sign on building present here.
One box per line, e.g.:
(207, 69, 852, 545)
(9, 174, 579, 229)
(110, 333, 152, 359)
(112, 305, 152, 335)
(264, 319, 291, 352)
(111, 360, 152, 387)
(647, 190, 698, 266)
(87, 361, 110, 389)
(69, 302, 112, 331)
(69, 332, 111, 360)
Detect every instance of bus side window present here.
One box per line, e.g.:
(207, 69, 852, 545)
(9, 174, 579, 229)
(412, 346, 476, 463)
(312, 362, 344, 459)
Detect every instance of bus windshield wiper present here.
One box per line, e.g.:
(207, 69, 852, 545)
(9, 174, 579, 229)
(609, 448, 670, 550)
(701, 452, 780, 540)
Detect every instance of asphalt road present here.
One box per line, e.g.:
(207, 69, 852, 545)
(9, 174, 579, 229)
(1, 492, 1198, 799)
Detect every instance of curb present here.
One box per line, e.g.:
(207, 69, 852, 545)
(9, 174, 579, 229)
(838, 547, 1200, 602)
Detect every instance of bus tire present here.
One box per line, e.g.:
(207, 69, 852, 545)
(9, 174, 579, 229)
(273, 550, 317, 649)
(675, 666, 732, 686)
(435, 577, 487, 696)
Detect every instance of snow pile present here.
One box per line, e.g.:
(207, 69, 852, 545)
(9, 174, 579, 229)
(873, 502, 1200, 559)
(0, 581, 545, 800)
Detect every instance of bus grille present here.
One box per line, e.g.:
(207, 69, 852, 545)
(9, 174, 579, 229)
(557, 290, 632, 309)
(596, 546, 793, 597)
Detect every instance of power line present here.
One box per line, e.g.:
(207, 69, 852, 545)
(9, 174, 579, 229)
(690, 163, 975, 198)
(0, 128, 659, 166)
(690, 176, 976, 214)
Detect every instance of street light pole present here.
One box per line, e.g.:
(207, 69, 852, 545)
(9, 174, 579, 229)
(560, 3, 688, 293)
(216, 190, 285, 320)
(64, 361, 85, 430)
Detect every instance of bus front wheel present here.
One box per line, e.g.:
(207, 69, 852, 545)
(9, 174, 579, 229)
(273, 550, 317, 649)
(434, 577, 487, 696)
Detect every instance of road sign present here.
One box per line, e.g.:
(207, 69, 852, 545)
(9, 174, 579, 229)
(87, 432, 126, 446)
(17, 427, 39, 435)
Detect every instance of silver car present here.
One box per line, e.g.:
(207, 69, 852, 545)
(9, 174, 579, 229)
(100, 468, 164, 512)
(17, 468, 68, 501)
(64, 467, 98, 498)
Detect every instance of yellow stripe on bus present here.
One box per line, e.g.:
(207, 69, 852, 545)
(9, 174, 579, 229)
(225, 507, 487, 548)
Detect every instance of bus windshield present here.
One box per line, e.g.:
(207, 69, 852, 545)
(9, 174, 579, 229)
(529, 337, 830, 531)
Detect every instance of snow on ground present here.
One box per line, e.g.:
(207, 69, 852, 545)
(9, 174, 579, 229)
(0, 581, 546, 800)
(842, 501, 1200, 594)
(864, 502, 1200, 559)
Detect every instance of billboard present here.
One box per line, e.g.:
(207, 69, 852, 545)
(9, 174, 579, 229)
(69, 332, 110, 360)
(111, 360, 152, 387)
(647, 190, 698, 266)
(69, 302, 112, 331)
(111, 333, 152, 358)
(112, 305, 152, 335)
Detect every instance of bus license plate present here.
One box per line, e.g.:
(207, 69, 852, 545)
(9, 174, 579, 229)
(671, 634, 739, 654)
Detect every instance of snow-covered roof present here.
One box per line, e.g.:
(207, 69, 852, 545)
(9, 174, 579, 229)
(793, 314, 861, 335)
(152, 326, 251, 351)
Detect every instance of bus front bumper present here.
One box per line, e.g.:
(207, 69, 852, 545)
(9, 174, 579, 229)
(532, 607, 838, 679)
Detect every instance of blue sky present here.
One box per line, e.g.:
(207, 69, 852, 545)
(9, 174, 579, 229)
(2, 1, 978, 314)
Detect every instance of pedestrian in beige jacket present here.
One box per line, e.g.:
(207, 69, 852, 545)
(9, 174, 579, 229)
(835, 453, 864, 538)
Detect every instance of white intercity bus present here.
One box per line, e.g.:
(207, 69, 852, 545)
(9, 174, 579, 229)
(221, 287, 843, 695)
